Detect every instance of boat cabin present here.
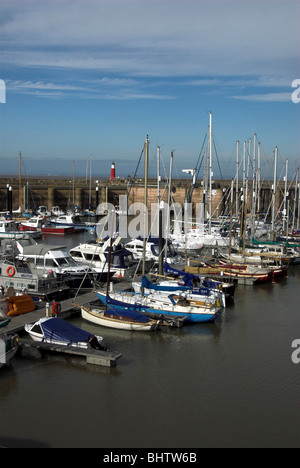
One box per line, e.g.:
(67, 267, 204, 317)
(125, 237, 182, 265)
(20, 216, 46, 231)
(69, 239, 136, 278)
(15, 241, 85, 274)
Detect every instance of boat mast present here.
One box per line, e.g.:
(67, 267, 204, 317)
(208, 111, 212, 234)
(229, 179, 234, 256)
(252, 133, 256, 213)
(292, 167, 298, 230)
(89, 155, 92, 210)
(283, 158, 289, 233)
(142, 135, 149, 278)
(236, 141, 239, 218)
(157, 145, 161, 211)
(257, 141, 261, 213)
(241, 140, 246, 206)
(19, 152, 22, 212)
(297, 169, 300, 231)
(272, 146, 278, 233)
(167, 151, 174, 238)
(72, 160, 75, 208)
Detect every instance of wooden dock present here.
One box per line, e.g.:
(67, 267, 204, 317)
(2, 280, 132, 335)
(2, 290, 99, 335)
(18, 338, 122, 367)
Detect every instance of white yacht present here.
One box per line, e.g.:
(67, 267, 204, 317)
(15, 239, 97, 289)
(50, 214, 94, 232)
(69, 237, 137, 280)
(37, 206, 51, 217)
(0, 257, 70, 301)
(125, 237, 182, 267)
(51, 206, 65, 217)
(170, 223, 239, 251)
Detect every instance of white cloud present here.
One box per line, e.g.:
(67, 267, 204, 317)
(5, 78, 174, 100)
(1, 0, 299, 79)
(230, 92, 292, 102)
(7, 80, 85, 91)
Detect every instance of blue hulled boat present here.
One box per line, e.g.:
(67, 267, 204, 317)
(95, 288, 223, 324)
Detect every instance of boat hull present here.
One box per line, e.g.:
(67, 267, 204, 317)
(96, 292, 222, 324)
(81, 306, 158, 331)
(0, 334, 19, 369)
(41, 226, 74, 235)
(24, 318, 104, 349)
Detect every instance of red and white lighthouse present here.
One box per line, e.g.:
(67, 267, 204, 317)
(110, 162, 115, 181)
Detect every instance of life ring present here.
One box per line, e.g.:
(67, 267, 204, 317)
(53, 302, 62, 315)
(6, 266, 15, 277)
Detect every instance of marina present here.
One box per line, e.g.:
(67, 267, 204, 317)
(1, 0, 299, 450)
(1, 126, 300, 447)
(0, 208, 300, 447)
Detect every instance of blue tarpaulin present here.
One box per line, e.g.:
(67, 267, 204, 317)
(104, 308, 150, 323)
(106, 295, 142, 311)
(41, 318, 92, 344)
(141, 276, 190, 293)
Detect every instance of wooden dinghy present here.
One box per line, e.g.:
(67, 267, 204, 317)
(81, 305, 160, 332)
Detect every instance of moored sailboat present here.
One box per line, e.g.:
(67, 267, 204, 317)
(95, 289, 223, 324)
(81, 304, 160, 331)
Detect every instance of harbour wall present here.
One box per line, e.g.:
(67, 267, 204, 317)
(0, 176, 292, 217)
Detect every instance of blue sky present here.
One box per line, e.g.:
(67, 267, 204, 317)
(0, 0, 299, 180)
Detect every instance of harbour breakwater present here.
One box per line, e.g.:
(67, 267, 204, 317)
(0, 175, 290, 216)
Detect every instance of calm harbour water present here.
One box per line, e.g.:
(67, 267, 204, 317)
(0, 230, 300, 448)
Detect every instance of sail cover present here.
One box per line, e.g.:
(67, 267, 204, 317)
(106, 295, 143, 311)
(164, 263, 199, 284)
(105, 308, 150, 323)
(41, 318, 92, 344)
(141, 275, 190, 293)
(163, 264, 210, 295)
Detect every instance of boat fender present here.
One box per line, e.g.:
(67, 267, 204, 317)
(52, 302, 62, 316)
(6, 266, 15, 277)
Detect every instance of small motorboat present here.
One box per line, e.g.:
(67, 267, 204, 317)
(0, 333, 19, 369)
(0, 219, 27, 239)
(25, 317, 107, 350)
(20, 216, 46, 232)
(81, 304, 160, 332)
